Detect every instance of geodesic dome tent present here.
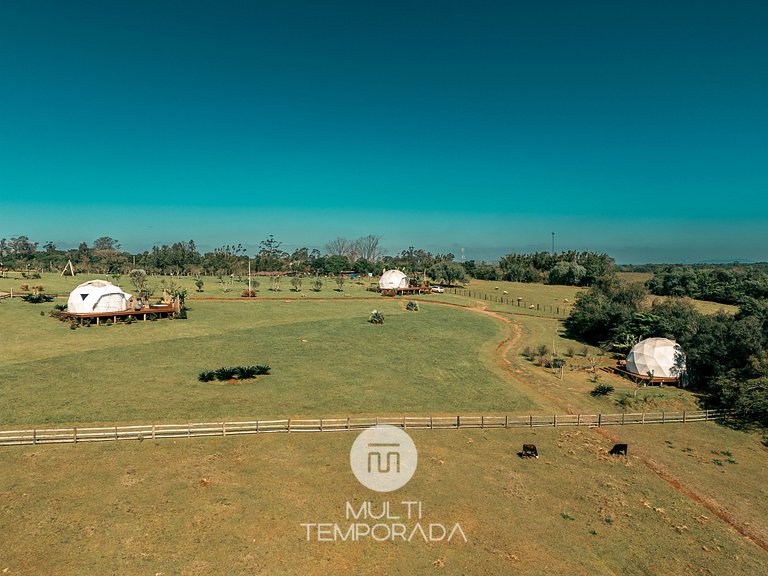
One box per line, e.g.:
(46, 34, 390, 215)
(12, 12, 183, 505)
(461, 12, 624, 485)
(67, 280, 133, 314)
(626, 337, 686, 380)
(379, 269, 409, 290)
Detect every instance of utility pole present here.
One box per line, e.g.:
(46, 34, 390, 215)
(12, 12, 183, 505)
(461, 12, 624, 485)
(551, 232, 555, 255)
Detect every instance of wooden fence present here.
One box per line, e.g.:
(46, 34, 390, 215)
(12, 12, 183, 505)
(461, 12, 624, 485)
(448, 288, 569, 316)
(0, 410, 730, 447)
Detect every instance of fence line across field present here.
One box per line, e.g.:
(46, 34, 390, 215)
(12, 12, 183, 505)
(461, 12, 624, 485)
(0, 410, 730, 447)
(447, 288, 569, 316)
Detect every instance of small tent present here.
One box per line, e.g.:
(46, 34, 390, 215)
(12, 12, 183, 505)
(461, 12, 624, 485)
(626, 337, 686, 380)
(379, 269, 409, 290)
(67, 280, 133, 314)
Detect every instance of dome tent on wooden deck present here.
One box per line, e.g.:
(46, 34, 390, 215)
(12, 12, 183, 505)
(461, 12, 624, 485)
(66, 280, 133, 314)
(378, 269, 409, 290)
(626, 337, 686, 381)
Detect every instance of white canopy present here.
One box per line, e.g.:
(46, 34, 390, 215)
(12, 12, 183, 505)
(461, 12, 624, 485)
(626, 337, 686, 379)
(67, 280, 133, 314)
(379, 269, 409, 290)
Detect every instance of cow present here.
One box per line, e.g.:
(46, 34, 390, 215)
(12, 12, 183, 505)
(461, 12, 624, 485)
(522, 444, 539, 459)
(609, 443, 628, 456)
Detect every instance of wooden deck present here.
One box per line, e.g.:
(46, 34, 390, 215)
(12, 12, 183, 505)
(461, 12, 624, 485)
(605, 365, 682, 386)
(52, 300, 180, 325)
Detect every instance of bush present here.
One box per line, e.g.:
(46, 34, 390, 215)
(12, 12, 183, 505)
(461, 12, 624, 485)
(241, 289, 258, 298)
(255, 364, 271, 375)
(406, 301, 419, 312)
(369, 310, 385, 324)
(125, 315, 135, 324)
(234, 365, 258, 379)
(590, 383, 615, 397)
(198, 371, 215, 382)
(214, 367, 238, 381)
(20, 293, 54, 304)
(522, 346, 534, 359)
(536, 344, 550, 356)
(53, 303, 67, 311)
(312, 278, 323, 291)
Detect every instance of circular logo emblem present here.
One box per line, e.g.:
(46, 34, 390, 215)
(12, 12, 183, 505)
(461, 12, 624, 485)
(350, 425, 418, 492)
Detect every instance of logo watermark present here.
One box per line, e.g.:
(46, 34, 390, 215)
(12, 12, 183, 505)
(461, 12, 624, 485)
(300, 424, 466, 543)
(349, 424, 417, 492)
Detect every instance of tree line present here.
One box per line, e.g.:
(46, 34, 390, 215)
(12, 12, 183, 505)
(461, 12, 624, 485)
(565, 276, 768, 426)
(643, 265, 768, 305)
(0, 235, 614, 287)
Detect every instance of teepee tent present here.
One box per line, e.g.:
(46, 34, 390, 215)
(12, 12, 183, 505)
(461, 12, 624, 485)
(626, 337, 686, 380)
(379, 269, 409, 290)
(67, 280, 133, 314)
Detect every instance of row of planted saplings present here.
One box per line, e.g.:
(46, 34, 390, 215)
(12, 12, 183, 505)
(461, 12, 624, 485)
(198, 364, 271, 382)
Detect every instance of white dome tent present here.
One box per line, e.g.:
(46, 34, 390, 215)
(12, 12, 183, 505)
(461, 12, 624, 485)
(626, 337, 686, 382)
(67, 280, 133, 314)
(378, 269, 409, 290)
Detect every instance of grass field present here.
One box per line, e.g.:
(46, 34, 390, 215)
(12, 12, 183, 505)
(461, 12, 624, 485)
(1, 275, 766, 574)
(1, 426, 766, 575)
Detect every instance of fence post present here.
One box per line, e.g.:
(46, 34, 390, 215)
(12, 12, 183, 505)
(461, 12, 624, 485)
(187, 424, 191, 437)
(598, 413, 602, 427)
(430, 416, 433, 429)
(504, 415, 508, 428)
(682, 411, 686, 423)
(73, 427, 77, 444)
(320, 418, 324, 431)
(529, 415, 533, 427)
(256, 420, 260, 433)
(115, 427, 118, 440)
(621, 413, 625, 426)
(662, 412, 665, 424)
(152, 424, 156, 439)
(553, 414, 557, 427)
(704, 410, 709, 421)
(33, 429, 37, 445)
(403, 416, 407, 430)
(641, 412, 645, 425)
(288, 419, 292, 433)
(456, 416, 461, 428)
(223, 422, 227, 436)
(481, 416, 484, 429)
(347, 417, 350, 430)
(576, 414, 581, 427)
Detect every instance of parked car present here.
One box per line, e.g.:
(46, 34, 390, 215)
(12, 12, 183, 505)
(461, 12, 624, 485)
(431, 285, 444, 293)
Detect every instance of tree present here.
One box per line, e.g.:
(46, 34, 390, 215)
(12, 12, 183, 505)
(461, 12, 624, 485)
(255, 235, 288, 272)
(291, 276, 303, 291)
(353, 235, 384, 262)
(325, 237, 352, 257)
(335, 276, 346, 291)
(427, 262, 467, 286)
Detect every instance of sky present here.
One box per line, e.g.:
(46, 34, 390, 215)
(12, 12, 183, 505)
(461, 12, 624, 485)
(1, 0, 767, 263)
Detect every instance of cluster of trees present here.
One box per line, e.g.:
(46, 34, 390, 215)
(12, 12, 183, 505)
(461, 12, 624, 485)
(464, 251, 614, 286)
(645, 266, 768, 305)
(565, 277, 768, 426)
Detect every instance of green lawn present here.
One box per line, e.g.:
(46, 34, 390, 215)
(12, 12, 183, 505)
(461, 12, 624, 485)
(0, 297, 534, 425)
(1, 426, 766, 575)
(2, 277, 766, 574)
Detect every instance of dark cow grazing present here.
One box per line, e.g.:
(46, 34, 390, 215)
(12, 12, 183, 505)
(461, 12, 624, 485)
(522, 444, 539, 459)
(609, 443, 628, 456)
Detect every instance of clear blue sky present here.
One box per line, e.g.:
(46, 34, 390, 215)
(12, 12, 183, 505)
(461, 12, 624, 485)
(1, 0, 766, 263)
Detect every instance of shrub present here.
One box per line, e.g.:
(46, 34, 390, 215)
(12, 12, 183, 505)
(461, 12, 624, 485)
(254, 364, 271, 375)
(536, 344, 549, 356)
(406, 301, 419, 312)
(522, 346, 534, 359)
(214, 367, 238, 381)
(312, 278, 323, 291)
(53, 303, 67, 311)
(234, 365, 259, 379)
(590, 383, 615, 397)
(125, 315, 135, 324)
(21, 293, 54, 304)
(198, 371, 215, 382)
(369, 310, 385, 324)
(194, 278, 204, 292)
(241, 289, 258, 298)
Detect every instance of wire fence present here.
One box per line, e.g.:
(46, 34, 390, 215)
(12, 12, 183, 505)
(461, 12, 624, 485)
(447, 288, 570, 316)
(0, 410, 730, 447)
